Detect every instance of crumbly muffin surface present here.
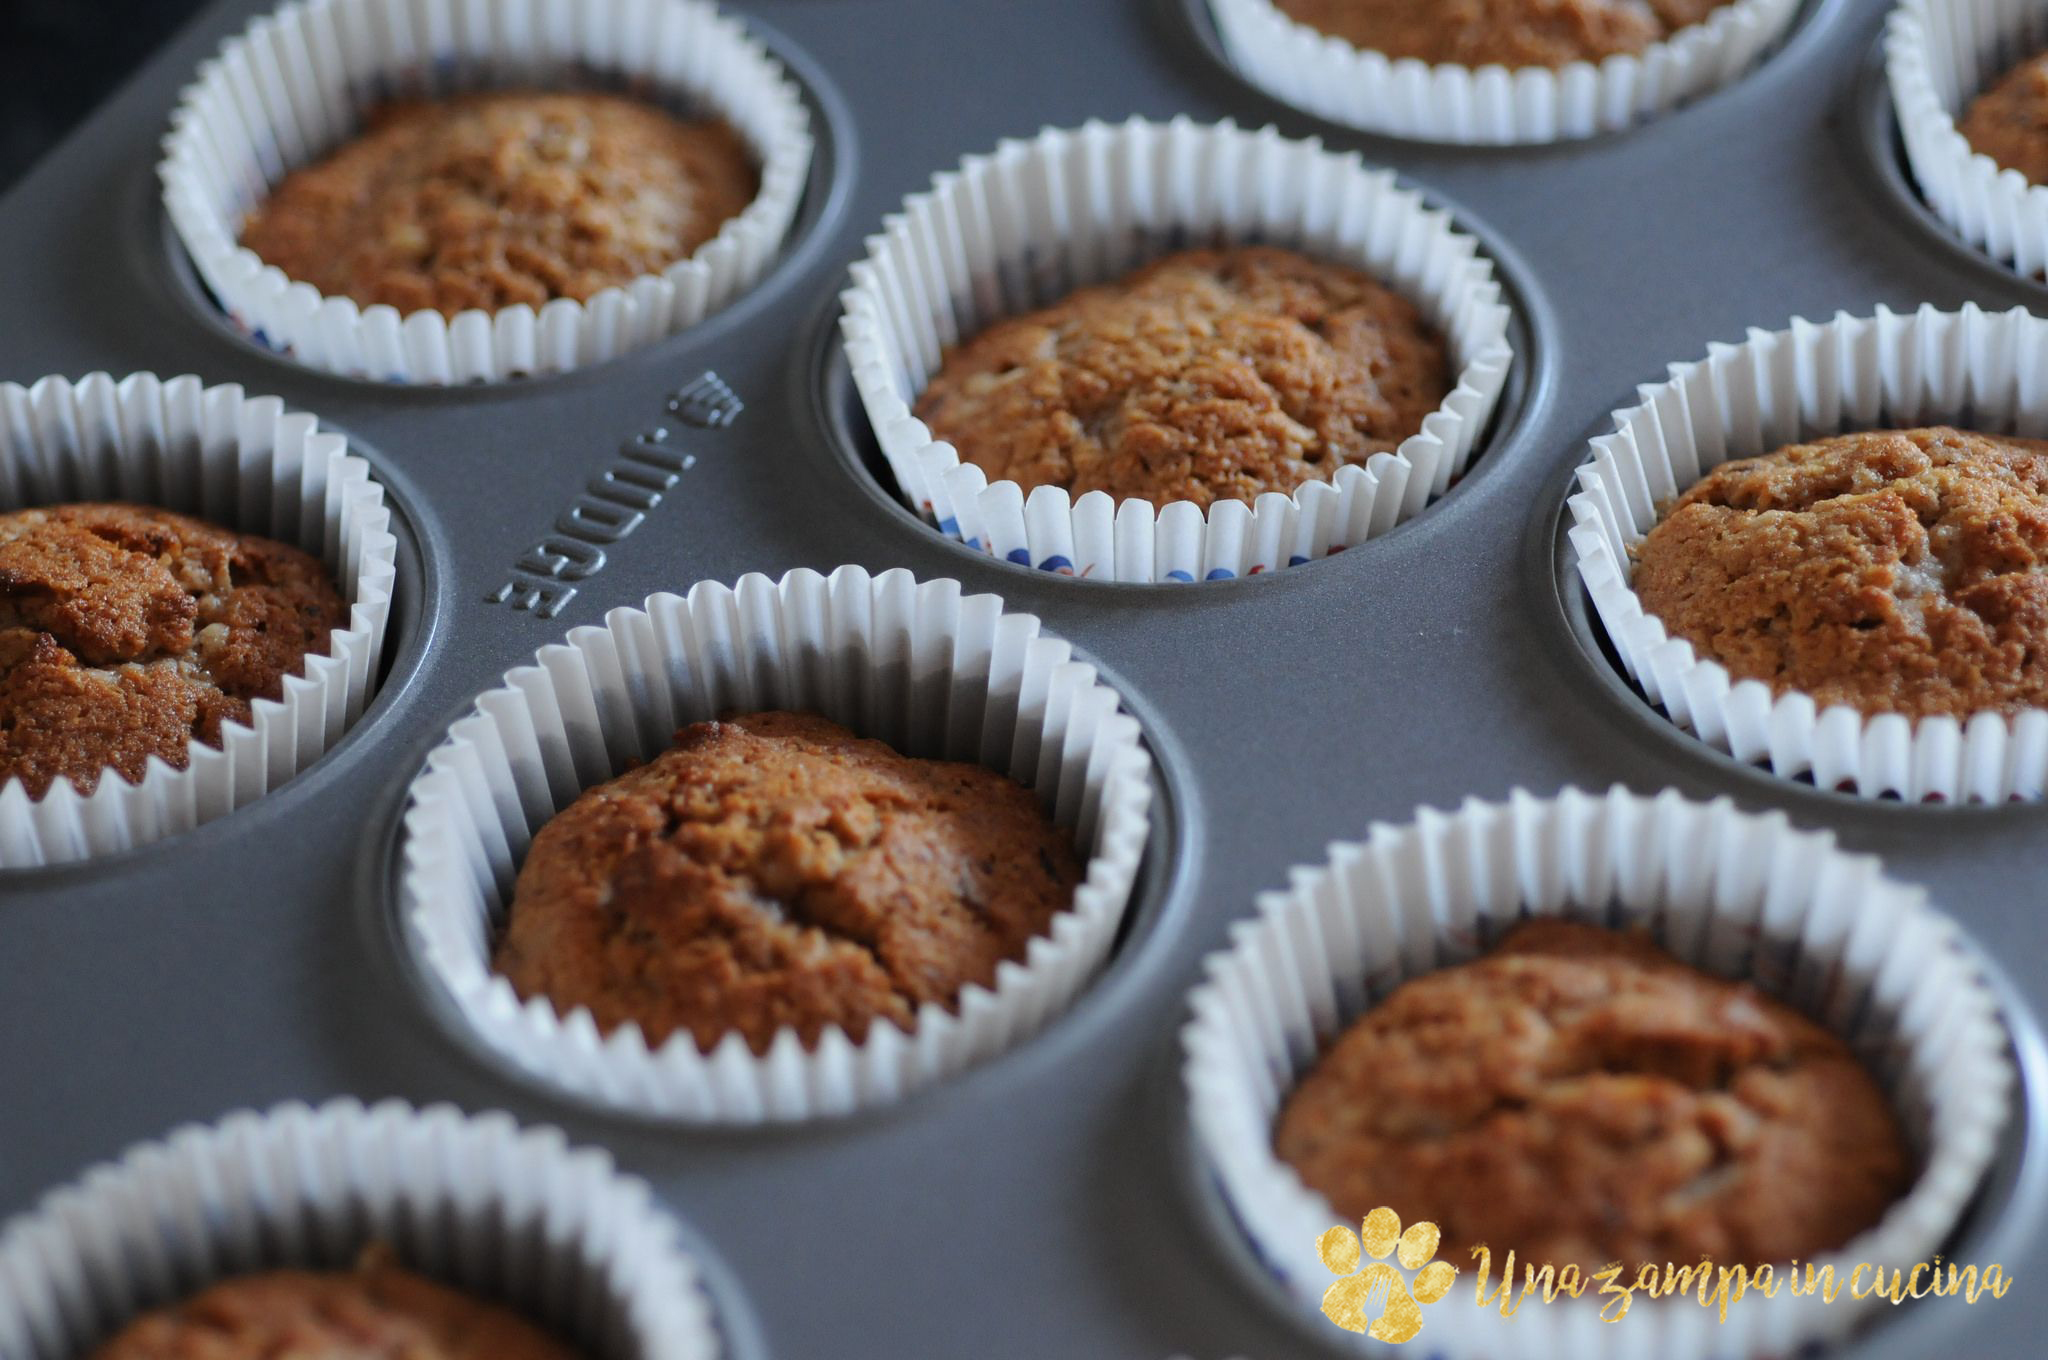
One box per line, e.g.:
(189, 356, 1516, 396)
(1961, 51, 2048, 185)
(1274, 920, 1909, 1273)
(911, 246, 1451, 510)
(89, 1257, 577, 1360)
(241, 91, 759, 316)
(1631, 426, 2048, 718)
(494, 711, 1084, 1055)
(1272, 0, 1735, 68)
(0, 503, 345, 797)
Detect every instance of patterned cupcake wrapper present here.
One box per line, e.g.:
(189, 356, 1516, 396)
(159, 0, 814, 383)
(0, 372, 397, 866)
(399, 564, 1156, 1123)
(1204, 0, 1800, 146)
(1182, 786, 2012, 1359)
(0, 1098, 718, 1359)
(1889, 0, 2048, 277)
(838, 117, 1514, 583)
(1570, 303, 2048, 802)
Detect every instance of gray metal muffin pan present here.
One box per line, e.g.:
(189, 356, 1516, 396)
(2, 0, 2046, 1355)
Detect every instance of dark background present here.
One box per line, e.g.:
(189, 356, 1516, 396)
(0, 0, 211, 190)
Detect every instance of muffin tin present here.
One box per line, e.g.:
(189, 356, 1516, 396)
(2, 0, 2047, 1356)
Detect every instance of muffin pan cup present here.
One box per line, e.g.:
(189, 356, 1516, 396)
(0, 372, 397, 867)
(1204, 0, 1802, 145)
(398, 564, 1155, 1123)
(839, 116, 1514, 582)
(1183, 785, 2013, 1360)
(1569, 303, 2048, 803)
(159, 0, 814, 383)
(1889, 0, 2048, 279)
(0, 1099, 718, 1359)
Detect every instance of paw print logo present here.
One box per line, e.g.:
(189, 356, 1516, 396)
(1316, 1207, 1458, 1344)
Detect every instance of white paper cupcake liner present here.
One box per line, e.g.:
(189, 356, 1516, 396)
(0, 372, 397, 867)
(0, 1098, 717, 1359)
(1206, 0, 1800, 145)
(1888, 0, 2048, 277)
(160, 0, 813, 383)
(839, 117, 1514, 582)
(1183, 786, 2012, 1360)
(1570, 303, 2048, 802)
(400, 564, 1155, 1123)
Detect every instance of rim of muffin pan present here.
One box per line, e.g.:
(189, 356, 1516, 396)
(1166, 886, 2048, 1358)
(1165, 0, 1851, 155)
(807, 180, 1559, 593)
(369, 629, 1198, 1134)
(0, 425, 444, 883)
(154, 9, 859, 398)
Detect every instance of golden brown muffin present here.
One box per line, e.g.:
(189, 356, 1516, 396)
(1272, 0, 1735, 67)
(493, 711, 1084, 1055)
(1961, 50, 2048, 185)
(1631, 427, 2048, 719)
(912, 246, 1451, 510)
(1275, 921, 1909, 1273)
(0, 503, 346, 797)
(89, 1254, 576, 1360)
(240, 91, 759, 316)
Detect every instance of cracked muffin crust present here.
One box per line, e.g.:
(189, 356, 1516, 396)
(1274, 920, 1909, 1272)
(1631, 427, 2048, 718)
(911, 246, 1451, 511)
(89, 1252, 577, 1360)
(1961, 50, 2048, 186)
(1270, 0, 1737, 68)
(240, 91, 758, 317)
(493, 711, 1084, 1055)
(0, 503, 346, 798)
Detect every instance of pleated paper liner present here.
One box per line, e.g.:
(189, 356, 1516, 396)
(159, 0, 813, 383)
(1571, 304, 2048, 802)
(0, 1099, 718, 1359)
(839, 117, 1514, 583)
(399, 565, 1155, 1123)
(1205, 0, 1800, 145)
(1183, 786, 2012, 1360)
(1889, 0, 2048, 277)
(0, 373, 397, 867)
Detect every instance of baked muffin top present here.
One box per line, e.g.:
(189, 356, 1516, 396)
(89, 1255, 577, 1360)
(1274, 920, 1909, 1273)
(493, 711, 1083, 1055)
(1631, 426, 2048, 718)
(1271, 0, 1736, 68)
(912, 246, 1451, 510)
(0, 503, 346, 797)
(1961, 50, 2048, 185)
(240, 91, 758, 316)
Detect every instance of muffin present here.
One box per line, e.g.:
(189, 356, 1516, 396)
(493, 711, 1084, 1055)
(239, 91, 758, 316)
(911, 245, 1451, 511)
(1630, 426, 2048, 719)
(89, 1252, 575, 1360)
(1961, 50, 2048, 186)
(1274, 920, 1909, 1272)
(0, 503, 347, 797)
(1269, 0, 1738, 67)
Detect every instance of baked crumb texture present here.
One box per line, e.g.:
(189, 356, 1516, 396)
(88, 1256, 577, 1360)
(912, 246, 1451, 510)
(1631, 426, 2048, 719)
(1275, 919, 1910, 1273)
(0, 503, 346, 798)
(494, 711, 1084, 1055)
(1271, 0, 1737, 67)
(240, 91, 759, 317)
(1961, 49, 2048, 186)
